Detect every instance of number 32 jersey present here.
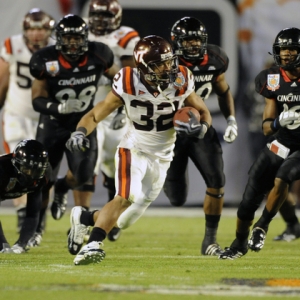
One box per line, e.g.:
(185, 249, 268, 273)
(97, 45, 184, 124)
(112, 65, 195, 161)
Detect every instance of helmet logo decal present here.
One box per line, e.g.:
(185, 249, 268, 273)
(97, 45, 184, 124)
(134, 49, 148, 66)
(267, 74, 280, 91)
(46, 61, 60, 76)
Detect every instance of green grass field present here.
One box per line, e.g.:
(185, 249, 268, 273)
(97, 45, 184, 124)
(0, 208, 300, 300)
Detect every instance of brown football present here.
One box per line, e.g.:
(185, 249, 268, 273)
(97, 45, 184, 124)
(173, 107, 200, 127)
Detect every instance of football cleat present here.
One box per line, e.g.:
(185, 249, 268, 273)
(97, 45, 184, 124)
(1, 243, 29, 254)
(201, 243, 223, 256)
(68, 206, 89, 255)
(107, 227, 121, 242)
(74, 241, 105, 265)
(273, 223, 300, 242)
(218, 246, 247, 260)
(27, 232, 43, 248)
(248, 227, 266, 252)
(51, 180, 68, 220)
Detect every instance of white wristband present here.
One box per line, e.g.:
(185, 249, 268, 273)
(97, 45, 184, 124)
(227, 115, 236, 122)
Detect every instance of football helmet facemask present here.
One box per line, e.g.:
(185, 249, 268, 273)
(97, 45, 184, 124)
(171, 16, 208, 61)
(89, 0, 122, 35)
(12, 139, 49, 185)
(23, 8, 55, 52)
(272, 27, 300, 70)
(134, 35, 178, 86)
(55, 14, 88, 60)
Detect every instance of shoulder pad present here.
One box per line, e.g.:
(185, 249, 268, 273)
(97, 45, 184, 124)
(29, 48, 48, 79)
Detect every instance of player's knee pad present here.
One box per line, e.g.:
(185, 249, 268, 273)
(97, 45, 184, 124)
(206, 190, 224, 199)
(163, 179, 187, 206)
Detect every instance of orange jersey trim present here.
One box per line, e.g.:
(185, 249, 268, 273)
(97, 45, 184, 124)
(118, 31, 139, 48)
(117, 148, 131, 199)
(4, 38, 12, 54)
(122, 67, 135, 95)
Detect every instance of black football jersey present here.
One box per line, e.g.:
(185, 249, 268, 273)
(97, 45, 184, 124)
(29, 42, 114, 128)
(178, 44, 229, 101)
(0, 154, 46, 201)
(255, 66, 300, 148)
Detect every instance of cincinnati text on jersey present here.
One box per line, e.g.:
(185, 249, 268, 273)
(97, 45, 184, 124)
(277, 94, 300, 102)
(194, 74, 213, 82)
(58, 75, 96, 86)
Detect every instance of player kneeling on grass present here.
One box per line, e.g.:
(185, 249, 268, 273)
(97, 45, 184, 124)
(219, 27, 300, 260)
(0, 139, 49, 253)
(65, 35, 212, 265)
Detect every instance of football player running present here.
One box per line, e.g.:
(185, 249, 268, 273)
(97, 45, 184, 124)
(29, 14, 119, 237)
(163, 17, 237, 256)
(0, 140, 49, 253)
(219, 27, 300, 259)
(0, 8, 54, 241)
(70, 0, 140, 242)
(65, 35, 212, 265)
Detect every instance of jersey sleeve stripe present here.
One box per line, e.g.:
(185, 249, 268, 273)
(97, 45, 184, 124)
(122, 67, 135, 95)
(4, 38, 12, 54)
(117, 31, 139, 48)
(117, 148, 131, 199)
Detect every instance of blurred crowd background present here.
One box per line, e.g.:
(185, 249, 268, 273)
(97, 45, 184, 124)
(1, 0, 300, 207)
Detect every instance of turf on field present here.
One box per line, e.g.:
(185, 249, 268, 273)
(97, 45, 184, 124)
(0, 208, 300, 300)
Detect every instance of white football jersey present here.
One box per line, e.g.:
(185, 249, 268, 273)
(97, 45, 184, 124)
(88, 26, 140, 111)
(0, 34, 54, 121)
(113, 66, 195, 161)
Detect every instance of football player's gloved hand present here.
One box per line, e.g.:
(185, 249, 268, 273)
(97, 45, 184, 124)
(175, 111, 208, 139)
(277, 103, 300, 128)
(109, 111, 126, 130)
(65, 131, 90, 152)
(58, 99, 82, 114)
(223, 116, 238, 143)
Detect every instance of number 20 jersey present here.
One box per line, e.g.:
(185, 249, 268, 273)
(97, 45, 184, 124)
(178, 44, 229, 101)
(112, 65, 195, 161)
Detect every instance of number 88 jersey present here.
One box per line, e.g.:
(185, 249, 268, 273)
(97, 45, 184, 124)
(113, 65, 195, 161)
(29, 42, 114, 128)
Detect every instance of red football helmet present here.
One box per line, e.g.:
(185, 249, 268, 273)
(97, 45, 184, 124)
(133, 35, 178, 85)
(23, 8, 55, 51)
(88, 0, 122, 35)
